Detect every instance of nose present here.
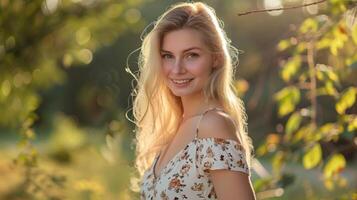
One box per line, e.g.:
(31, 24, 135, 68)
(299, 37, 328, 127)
(172, 58, 186, 74)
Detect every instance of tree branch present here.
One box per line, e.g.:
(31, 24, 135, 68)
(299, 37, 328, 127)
(237, 0, 327, 16)
(307, 42, 317, 128)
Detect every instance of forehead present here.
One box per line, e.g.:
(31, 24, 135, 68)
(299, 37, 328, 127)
(161, 28, 208, 52)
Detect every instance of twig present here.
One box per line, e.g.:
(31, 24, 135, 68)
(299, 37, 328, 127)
(238, 0, 327, 16)
(307, 42, 317, 128)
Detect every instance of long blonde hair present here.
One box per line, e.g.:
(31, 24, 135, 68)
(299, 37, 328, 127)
(128, 2, 254, 191)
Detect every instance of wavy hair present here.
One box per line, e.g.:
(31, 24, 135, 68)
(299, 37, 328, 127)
(128, 1, 254, 191)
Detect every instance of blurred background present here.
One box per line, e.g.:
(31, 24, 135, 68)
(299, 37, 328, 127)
(0, 0, 356, 199)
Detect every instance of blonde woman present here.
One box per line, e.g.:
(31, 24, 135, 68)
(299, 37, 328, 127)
(130, 2, 256, 199)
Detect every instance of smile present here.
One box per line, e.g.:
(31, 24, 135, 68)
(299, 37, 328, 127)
(171, 78, 194, 86)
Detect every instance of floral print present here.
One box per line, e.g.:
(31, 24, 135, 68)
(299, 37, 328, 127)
(140, 137, 250, 199)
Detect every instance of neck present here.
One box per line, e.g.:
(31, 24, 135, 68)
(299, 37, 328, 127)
(180, 91, 221, 119)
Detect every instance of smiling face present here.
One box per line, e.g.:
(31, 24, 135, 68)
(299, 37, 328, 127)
(160, 28, 216, 97)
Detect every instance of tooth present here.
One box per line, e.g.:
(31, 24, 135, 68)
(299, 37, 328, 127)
(173, 79, 191, 84)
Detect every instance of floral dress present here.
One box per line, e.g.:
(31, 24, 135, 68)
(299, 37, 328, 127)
(140, 108, 251, 200)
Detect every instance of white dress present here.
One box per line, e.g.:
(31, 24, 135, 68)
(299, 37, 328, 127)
(140, 108, 251, 199)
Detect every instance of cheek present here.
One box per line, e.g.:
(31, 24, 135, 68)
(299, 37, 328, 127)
(187, 58, 212, 76)
(161, 61, 170, 76)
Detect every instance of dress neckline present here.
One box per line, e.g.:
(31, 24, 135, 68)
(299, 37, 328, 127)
(152, 137, 196, 180)
(151, 137, 243, 180)
(152, 107, 226, 180)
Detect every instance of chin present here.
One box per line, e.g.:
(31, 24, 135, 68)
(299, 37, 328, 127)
(171, 91, 190, 97)
(170, 88, 202, 98)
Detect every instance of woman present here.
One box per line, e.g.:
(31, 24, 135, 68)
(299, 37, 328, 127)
(130, 2, 256, 199)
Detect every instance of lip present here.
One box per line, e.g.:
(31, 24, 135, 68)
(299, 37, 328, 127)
(170, 78, 194, 80)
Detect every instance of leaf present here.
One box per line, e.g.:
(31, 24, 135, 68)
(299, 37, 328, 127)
(303, 143, 322, 169)
(316, 38, 331, 50)
(285, 112, 302, 141)
(324, 81, 338, 96)
(329, 0, 347, 15)
(323, 154, 346, 179)
(277, 39, 291, 51)
(299, 18, 318, 34)
(316, 69, 324, 81)
(293, 123, 315, 143)
(316, 64, 340, 85)
(256, 143, 268, 156)
(281, 56, 301, 82)
(318, 123, 343, 141)
(272, 151, 285, 175)
(345, 54, 357, 69)
(347, 115, 357, 132)
(335, 87, 357, 114)
(296, 42, 307, 53)
(329, 25, 348, 56)
(326, 69, 339, 84)
(274, 86, 301, 117)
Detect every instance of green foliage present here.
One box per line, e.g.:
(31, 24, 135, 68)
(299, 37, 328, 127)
(258, 0, 357, 198)
(0, 0, 143, 198)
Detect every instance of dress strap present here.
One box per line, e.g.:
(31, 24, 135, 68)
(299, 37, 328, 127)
(195, 107, 225, 138)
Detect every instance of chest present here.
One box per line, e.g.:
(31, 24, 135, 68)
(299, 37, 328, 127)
(140, 142, 215, 200)
(154, 119, 198, 178)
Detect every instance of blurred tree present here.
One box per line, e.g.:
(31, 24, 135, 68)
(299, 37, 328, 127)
(256, 0, 357, 199)
(0, 0, 143, 199)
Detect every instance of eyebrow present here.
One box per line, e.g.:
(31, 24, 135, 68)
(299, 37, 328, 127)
(160, 47, 202, 53)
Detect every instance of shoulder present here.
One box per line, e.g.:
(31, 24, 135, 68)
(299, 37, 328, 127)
(197, 109, 240, 143)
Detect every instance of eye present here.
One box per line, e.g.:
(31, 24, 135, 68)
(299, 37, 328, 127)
(186, 53, 199, 59)
(161, 54, 173, 59)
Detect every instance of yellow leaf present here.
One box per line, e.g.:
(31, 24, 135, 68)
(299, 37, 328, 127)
(272, 151, 284, 175)
(299, 18, 318, 33)
(293, 123, 315, 143)
(279, 100, 294, 117)
(277, 39, 291, 51)
(281, 56, 301, 82)
(296, 42, 306, 53)
(347, 116, 357, 132)
(330, 44, 338, 56)
(316, 38, 331, 50)
(256, 143, 268, 156)
(316, 70, 324, 81)
(325, 81, 337, 96)
(335, 87, 357, 114)
(323, 154, 346, 179)
(285, 112, 302, 140)
(303, 143, 322, 169)
(274, 86, 301, 117)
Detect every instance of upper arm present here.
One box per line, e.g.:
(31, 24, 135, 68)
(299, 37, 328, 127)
(210, 170, 256, 200)
(198, 110, 256, 200)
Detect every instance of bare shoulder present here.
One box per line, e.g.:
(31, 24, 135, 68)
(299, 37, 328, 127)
(198, 109, 241, 143)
